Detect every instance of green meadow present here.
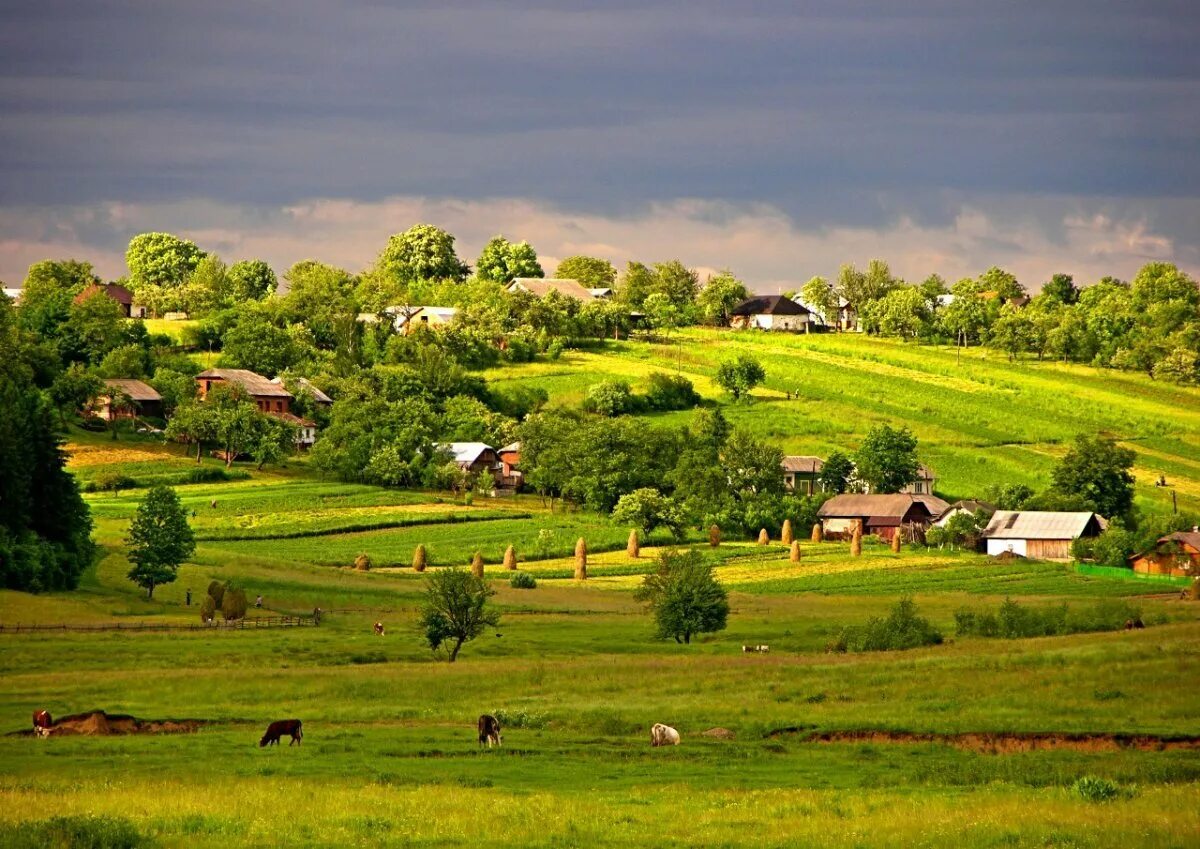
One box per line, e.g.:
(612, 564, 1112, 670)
(4, 332, 1200, 847)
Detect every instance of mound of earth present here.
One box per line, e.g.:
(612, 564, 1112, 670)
(776, 728, 1200, 753)
(701, 727, 736, 740)
(16, 710, 206, 737)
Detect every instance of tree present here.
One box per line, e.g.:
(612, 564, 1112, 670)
(0, 299, 95, 592)
(817, 450, 854, 493)
(642, 292, 685, 339)
(978, 266, 1024, 301)
(854, 425, 919, 493)
(619, 261, 657, 308)
(208, 384, 260, 467)
(941, 277, 989, 345)
(103, 386, 133, 441)
(715, 354, 765, 400)
(279, 260, 358, 349)
(633, 549, 729, 643)
(418, 567, 500, 662)
(696, 271, 748, 326)
(49, 363, 103, 426)
(165, 401, 219, 462)
(1042, 273, 1078, 305)
(377, 224, 469, 286)
(862, 286, 930, 339)
(219, 308, 299, 376)
(248, 414, 294, 470)
(989, 306, 1037, 361)
(16, 260, 98, 344)
(125, 485, 195, 599)
(555, 256, 617, 290)
(612, 488, 687, 539)
(228, 259, 277, 302)
(180, 254, 232, 315)
(838, 260, 897, 309)
(801, 276, 839, 327)
(1050, 434, 1136, 521)
(475, 236, 543, 282)
(652, 260, 700, 308)
(67, 288, 130, 364)
(126, 232, 204, 290)
(96, 343, 151, 379)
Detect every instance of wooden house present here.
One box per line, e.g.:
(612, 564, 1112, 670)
(73, 283, 138, 318)
(94, 379, 162, 421)
(982, 511, 1105, 561)
(195, 369, 317, 448)
(497, 441, 523, 489)
(435, 443, 500, 480)
(1130, 530, 1200, 578)
(730, 295, 813, 332)
(817, 493, 937, 542)
(781, 456, 824, 494)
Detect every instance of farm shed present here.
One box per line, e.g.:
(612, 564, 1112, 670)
(817, 493, 937, 541)
(1129, 530, 1200, 578)
(730, 295, 813, 332)
(94, 379, 162, 420)
(982, 511, 1105, 561)
(781, 456, 824, 494)
(507, 278, 607, 301)
(498, 442, 523, 489)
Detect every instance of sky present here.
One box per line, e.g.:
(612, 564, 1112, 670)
(2, 0, 1198, 290)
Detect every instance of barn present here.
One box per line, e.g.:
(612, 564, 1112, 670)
(817, 493, 938, 542)
(730, 295, 813, 332)
(1129, 530, 1200, 577)
(982, 511, 1106, 561)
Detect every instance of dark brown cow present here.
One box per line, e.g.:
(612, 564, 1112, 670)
(32, 710, 52, 737)
(260, 719, 303, 747)
(477, 714, 502, 748)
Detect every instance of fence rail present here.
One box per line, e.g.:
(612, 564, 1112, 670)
(0, 615, 320, 634)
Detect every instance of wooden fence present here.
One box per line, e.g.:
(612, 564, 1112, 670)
(0, 615, 320, 634)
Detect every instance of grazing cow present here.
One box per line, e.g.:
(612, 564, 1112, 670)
(651, 723, 681, 747)
(741, 645, 770, 653)
(373, 622, 386, 636)
(478, 714, 502, 748)
(259, 719, 303, 747)
(32, 710, 52, 737)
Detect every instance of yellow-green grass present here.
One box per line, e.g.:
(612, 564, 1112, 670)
(487, 331, 1200, 514)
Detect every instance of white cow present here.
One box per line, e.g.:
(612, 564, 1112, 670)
(650, 723, 680, 747)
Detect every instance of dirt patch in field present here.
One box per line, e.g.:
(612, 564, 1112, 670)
(784, 728, 1200, 753)
(11, 710, 207, 737)
(702, 727, 737, 740)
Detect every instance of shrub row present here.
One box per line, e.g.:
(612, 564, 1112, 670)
(954, 598, 1144, 639)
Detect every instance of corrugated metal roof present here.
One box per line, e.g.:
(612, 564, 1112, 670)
(983, 511, 1101, 540)
(434, 442, 496, 465)
(781, 455, 824, 473)
(508, 278, 597, 300)
(196, 369, 292, 398)
(102, 378, 161, 402)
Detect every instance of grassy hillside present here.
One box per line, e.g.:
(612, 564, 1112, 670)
(486, 330, 1200, 513)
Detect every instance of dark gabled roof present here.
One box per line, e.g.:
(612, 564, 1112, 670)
(73, 283, 133, 306)
(730, 295, 810, 317)
(1161, 531, 1200, 550)
(818, 493, 932, 521)
(781, 456, 824, 474)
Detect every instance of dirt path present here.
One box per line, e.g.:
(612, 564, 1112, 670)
(779, 728, 1200, 752)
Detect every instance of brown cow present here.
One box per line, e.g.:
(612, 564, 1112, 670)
(32, 710, 52, 737)
(478, 714, 502, 748)
(373, 622, 386, 636)
(260, 719, 303, 747)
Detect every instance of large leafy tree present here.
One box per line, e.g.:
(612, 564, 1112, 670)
(715, 354, 765, 400)
(376, 224, 469, 286)
(280, 260, 358, 349)
(125, 485, 195, 599)
(67, 287, 132, 364)
(854, 424, 919, 493)
(475, 235, 543, 283)
(16, 260, 99, 341)
(696, 270, 748, 326)
(228, 259, 277, 302)
(554, 256, 617, 290)
(800, 276, 839, 327)
(219, 307, 300, 376)
(1049, 434, 1136, 521)
(126, 232, 204, 289)
(1042, 273, 1078, 305)
(612, 488, 687, 539)
(817, 450, 854, 494)
(634, 549, 729, 644)
(861, 286, 930, 338)
(0, 299, 94, 592)
(978, 266, 1024, 301)
(419, 567, 500, 662)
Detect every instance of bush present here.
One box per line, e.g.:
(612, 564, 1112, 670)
(0, 815, 153, 849)
(1072, 775, 1122, 803)
(955, 598, 1142, 639)
(492, 707, 548, 729)
(509, 571, 537, 589)
(94, 472, 137, 493)
(582, 379, 637, 416)
(644, 373, 700, 411)
(836, 597, 943, 652)
(182, 467, 232, 484)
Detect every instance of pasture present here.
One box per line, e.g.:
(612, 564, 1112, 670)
(4, 332, 1200, 847)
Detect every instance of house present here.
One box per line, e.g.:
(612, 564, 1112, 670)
(269, 376, 332, 408)
(781, 456, 824, 494)
(2, 287, 21, 302)
(982, 511, 1106, 561)
(900, 464, 937, 496)
(837, 299, 860, 332)
(395, 306, 458, 332)
(498, 442, 522, 489)
(195, 368, 318, 449)
(506, 278, 606, 301)
(817, 493, 938, 542)
(730, 295, 813, 332)
(1130, 530, 1200, 578)
(934, 500, 997, 527)
(93, 379, 162, 421)
(72, 283, 138, 318)
(434, 442, 500, 479)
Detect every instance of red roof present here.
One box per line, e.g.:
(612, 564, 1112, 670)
(73, 283, 134, 306)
